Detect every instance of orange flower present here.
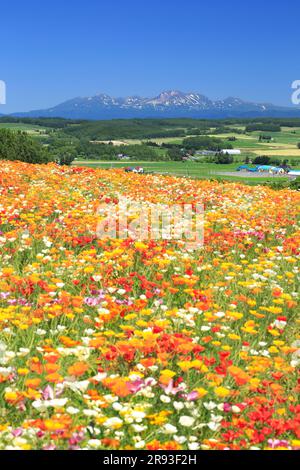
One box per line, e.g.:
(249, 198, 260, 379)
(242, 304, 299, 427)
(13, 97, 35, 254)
(101, 438, 120, 449)
(59, 336, 81, 347)
(45, 372, 63, 383)
(272, 288, 282, 297)
(89, 337, 105, 348)
(45, 363, 60, 374)
(68, 361, 89, 377)
(25, 378, 41, 389)
(44, 353, 60, 363)
(140, 357, 156, 368)
(29, 357, 43, 374)
(228, 365, 251, 385)
(102, 377, 132, 397)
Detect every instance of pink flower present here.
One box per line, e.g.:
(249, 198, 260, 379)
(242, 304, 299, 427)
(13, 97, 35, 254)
(11, 428, 23, 437)
(42, 385, 54, 400)
(223, 403, 232, 412)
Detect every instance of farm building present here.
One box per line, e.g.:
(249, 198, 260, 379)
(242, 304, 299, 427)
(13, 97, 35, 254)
(221, 149, 241, 155)
(195, 150, 216, 156)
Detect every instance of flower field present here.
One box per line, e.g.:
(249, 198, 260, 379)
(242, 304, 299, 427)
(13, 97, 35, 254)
(0, 160, 299, 450)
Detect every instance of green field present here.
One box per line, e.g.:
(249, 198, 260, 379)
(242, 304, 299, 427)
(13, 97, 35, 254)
(0, 122, 48, 136)
(72, 160, 296, 183)
(1, 118, 300, 169)
(92, 126, 300, 159)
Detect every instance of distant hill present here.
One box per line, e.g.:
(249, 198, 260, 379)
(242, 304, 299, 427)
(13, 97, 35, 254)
(6, 90, 300, 120)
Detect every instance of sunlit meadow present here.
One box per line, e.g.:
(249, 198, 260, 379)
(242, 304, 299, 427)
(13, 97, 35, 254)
(0, 160, 299, 450)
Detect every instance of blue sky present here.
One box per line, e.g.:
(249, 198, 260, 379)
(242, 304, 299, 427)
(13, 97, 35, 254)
(1, 0, 300, 112)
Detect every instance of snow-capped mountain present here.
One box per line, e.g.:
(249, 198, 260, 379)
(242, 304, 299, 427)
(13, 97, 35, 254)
(10, 90, 300, 119)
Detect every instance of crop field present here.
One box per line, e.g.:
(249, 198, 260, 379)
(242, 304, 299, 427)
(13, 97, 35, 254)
(0, 123, 48, 135)
(0, 160, 299, 450)
(84, 125, 300, 160)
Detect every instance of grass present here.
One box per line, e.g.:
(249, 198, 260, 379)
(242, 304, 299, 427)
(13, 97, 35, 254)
(72, 160, 295, 184)
(0, 122, 49, 136)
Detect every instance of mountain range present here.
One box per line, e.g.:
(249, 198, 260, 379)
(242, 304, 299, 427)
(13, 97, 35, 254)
(6, 90, 300, 120)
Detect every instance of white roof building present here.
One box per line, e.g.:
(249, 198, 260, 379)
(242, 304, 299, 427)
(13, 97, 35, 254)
(221, 149, 241, 155)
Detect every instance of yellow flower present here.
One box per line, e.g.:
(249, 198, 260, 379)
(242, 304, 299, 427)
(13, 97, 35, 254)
(4, 391, 18, 402)
(84, 266, 94, 273)
(160, 369, 176, 380)
(134, 241, 148, 250)
(214, 386, 230, 398)
(268, 329, 280, 337)
(195, 387, 208, 398)
(228, 333, 241, 340)
(17, 368, 29, 375)
(177, 361, 192, 371)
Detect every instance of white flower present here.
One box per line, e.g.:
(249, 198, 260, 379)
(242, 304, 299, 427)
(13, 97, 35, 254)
(33, 397, 68, 410)
(174, 435, 187, 444)
(185, 402, 195, 409)
(98, 308, 110, 315)
(18, 348, 30, 356)
(117, 289, 126, 295)
(163, 423, 178, 434)
(200, 326, 210, 331)
(65, 379, 89, 393)
(173, 401, 184, 411)
(232, 405, 241, 413)
(179, 416, 195, 427)
(135, 440, 145, 449)
(13, 437, 28, 447)
(83, 409, 99, 417)
(57, 325, 66, 332)
(48, 398, 68, 408)
(128, 374, 142, 381)
(160, 394, 171, 403)
(0, 341, 7, 353)
(203, 401, 217, 410)
(92, 372, 107, 382)
(36, 329, 46, 335)
(131, 411, 146, 422)
(0, 366, 12, 377)
(131, 424, 147, 433)
(112, 402, 123, 411)
(32, 400, 47, 411)
(211, 414, 223, 423)
(66, 406, 80, 414)
(188, 442, 200, 450)
(85, 329, 95, 335)
(103, 394, 119, 403)
(103, 417, 123, 429)
(87, 439, 102, 448)
(207, 422, 221, 431)
(215, 311, 225, 318)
